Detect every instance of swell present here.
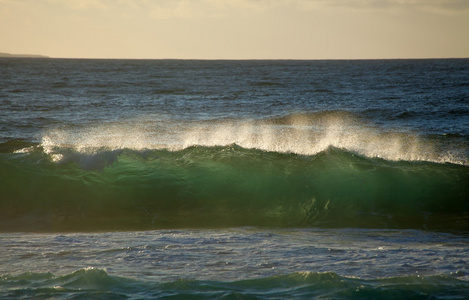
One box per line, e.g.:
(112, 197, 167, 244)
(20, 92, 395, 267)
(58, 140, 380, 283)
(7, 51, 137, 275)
(1, 269, 468, 299)
(1, 145, 467, 232)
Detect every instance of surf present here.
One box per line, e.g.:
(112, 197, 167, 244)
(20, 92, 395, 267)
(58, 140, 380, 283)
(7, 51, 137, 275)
(1, 141, 467, 232)
(37, 111, 468, 165)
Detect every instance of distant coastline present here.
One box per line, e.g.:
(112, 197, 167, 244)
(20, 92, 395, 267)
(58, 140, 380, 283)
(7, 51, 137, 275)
(0, 52, 49, 58)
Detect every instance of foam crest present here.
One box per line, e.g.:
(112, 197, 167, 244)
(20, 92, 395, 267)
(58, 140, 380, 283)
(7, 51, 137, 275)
(42, 122, 153, 153)
(40, 113, 466, 165)
(180, 114, 457, 164)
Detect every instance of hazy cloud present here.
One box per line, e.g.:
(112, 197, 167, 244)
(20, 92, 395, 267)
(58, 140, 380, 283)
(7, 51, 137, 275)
(43, 0, 109, 11)
(144, 0, 264, 20)
(4, 0, 467, 17)
(301, 0, 469, 13)
(1, 0, 468, 59)
(137, 0, 469, 17)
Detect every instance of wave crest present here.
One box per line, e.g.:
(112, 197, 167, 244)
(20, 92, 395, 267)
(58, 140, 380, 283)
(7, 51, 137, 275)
(1, 144, 467, 231)
(39, 111, 467, 165)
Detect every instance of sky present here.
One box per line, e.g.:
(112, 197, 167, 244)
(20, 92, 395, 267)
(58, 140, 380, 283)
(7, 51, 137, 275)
(1, 0, 468, 59)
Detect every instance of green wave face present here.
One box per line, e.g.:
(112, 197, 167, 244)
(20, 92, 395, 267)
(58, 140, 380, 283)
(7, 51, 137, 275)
(0, 145, 468, 232)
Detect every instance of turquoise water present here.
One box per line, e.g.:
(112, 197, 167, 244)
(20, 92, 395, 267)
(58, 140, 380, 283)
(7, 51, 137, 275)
(1, 143, 468, 232)
(0, 58, 468, 298)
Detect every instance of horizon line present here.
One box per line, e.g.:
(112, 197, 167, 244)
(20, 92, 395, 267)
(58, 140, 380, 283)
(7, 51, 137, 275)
(2, 55, 468, 61)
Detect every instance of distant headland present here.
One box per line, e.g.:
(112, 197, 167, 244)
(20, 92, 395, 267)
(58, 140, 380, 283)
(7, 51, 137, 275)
(0, 52, 49, 58)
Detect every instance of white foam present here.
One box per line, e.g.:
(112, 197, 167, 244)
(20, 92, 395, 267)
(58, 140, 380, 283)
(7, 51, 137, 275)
(40, 115, 466, 165)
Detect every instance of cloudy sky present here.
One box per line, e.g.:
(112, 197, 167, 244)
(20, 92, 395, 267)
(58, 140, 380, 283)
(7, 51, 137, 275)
(1, 0, 468, 59)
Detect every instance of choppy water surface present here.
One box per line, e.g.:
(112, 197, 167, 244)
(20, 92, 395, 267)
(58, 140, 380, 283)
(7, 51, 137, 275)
(1, 229, 468, 299)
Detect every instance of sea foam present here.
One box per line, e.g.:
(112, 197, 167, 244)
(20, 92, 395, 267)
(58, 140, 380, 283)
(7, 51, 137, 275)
(40, 112, 466, 165)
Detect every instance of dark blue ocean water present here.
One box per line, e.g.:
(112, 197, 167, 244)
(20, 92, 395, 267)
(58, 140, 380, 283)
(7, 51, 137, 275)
(0, 58, 468, 298)
(1, 59, 469, 139)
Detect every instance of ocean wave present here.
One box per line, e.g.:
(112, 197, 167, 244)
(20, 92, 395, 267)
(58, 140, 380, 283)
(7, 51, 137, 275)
(1, 269, 468, 299)
(36, 111, 468, 165)
(1, 144, 467, 232)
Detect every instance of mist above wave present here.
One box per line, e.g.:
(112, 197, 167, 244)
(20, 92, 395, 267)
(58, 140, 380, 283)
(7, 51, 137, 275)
(40, 112, 467, 165)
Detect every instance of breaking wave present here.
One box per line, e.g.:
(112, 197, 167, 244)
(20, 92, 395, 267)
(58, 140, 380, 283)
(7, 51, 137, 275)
(35, 111, 468, 165)
(1, 140, 467, 232)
